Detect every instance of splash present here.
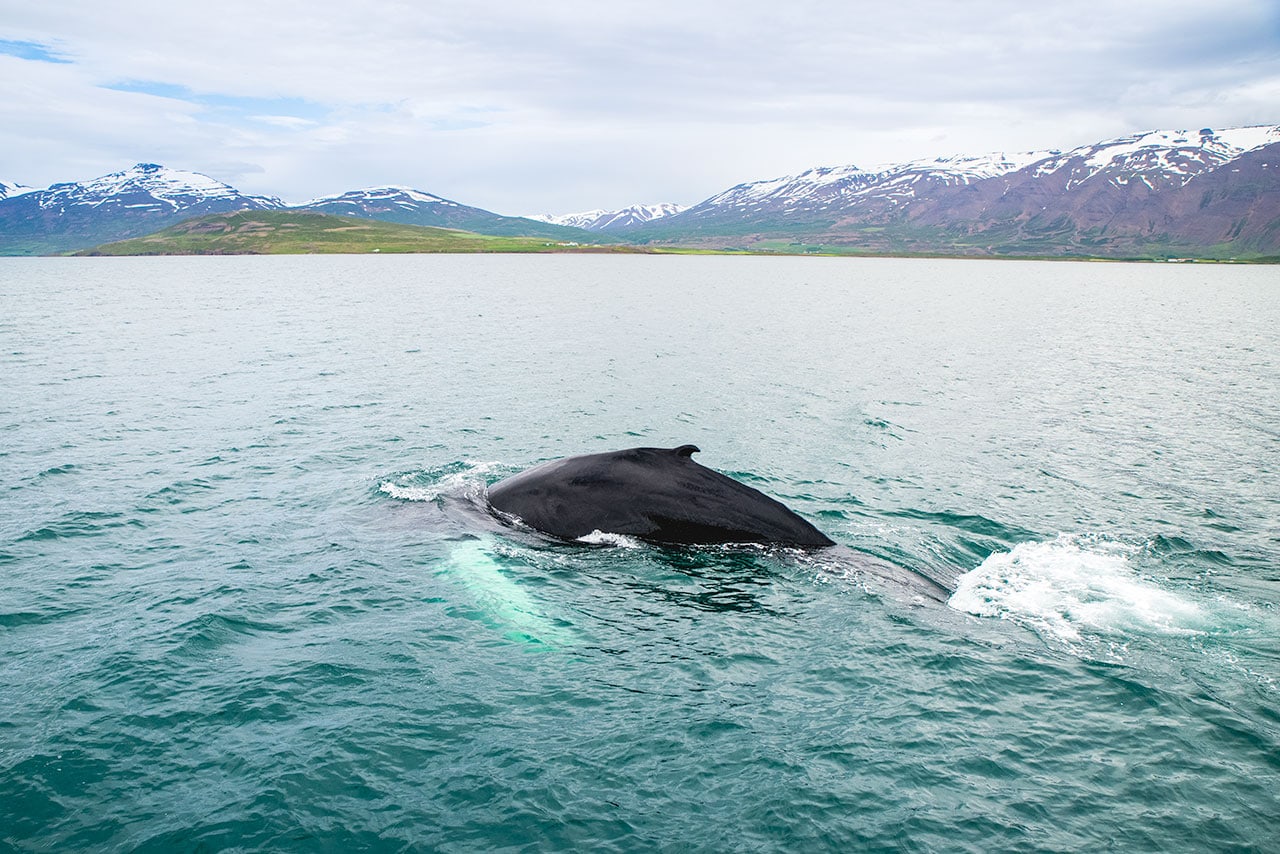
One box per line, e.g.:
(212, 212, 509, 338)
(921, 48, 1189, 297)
(948, 535, 1210, 644)
(379, 461, 501, 503)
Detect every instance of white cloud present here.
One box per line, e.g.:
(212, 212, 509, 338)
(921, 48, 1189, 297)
(1, 0, 1276, 212)
(249, 115, 319, 130)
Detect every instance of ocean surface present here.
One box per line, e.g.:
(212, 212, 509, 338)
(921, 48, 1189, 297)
(2, 254, 1278, 852)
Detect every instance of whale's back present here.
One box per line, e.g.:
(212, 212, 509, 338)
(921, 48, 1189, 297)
(487, 445, 834, 547)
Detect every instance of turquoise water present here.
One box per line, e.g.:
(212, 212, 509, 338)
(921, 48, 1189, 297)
(2, 255, 1278, 851)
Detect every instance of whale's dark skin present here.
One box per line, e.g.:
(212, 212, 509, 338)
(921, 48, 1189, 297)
(487, 445, 835, 547)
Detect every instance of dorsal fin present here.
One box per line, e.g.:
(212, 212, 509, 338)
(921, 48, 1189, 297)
(672, 444, 700, 457)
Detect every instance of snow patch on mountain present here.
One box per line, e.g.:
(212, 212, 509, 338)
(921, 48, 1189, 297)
(1031, 125, 1280, 188)
(697, 156, 1016, 213)
(1078, 126, 1280, 171)
(698, 150, 1055, 213)
(703, 164, 875, 209)
(301, 186, 459, 209)
(529, 202, 687, 231)
(1213, 124, 1280, 152)
(887, 149, 1058, 182)
(1, 180, 40, 200)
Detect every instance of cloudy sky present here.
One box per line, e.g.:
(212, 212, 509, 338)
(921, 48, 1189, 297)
(2, 0, 1278, 214)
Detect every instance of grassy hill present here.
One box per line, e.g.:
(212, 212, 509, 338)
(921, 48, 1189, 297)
(76, 211, 631, 255)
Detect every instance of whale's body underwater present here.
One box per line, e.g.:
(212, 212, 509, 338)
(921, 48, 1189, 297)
(487, 444, 834, 547)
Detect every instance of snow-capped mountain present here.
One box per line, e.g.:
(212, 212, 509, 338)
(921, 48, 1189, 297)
(34, 163, 282, 213)
(1, 179, 40, 201)
(299, 186, 588, 240)
(685, 151, 1053, 220)
(0, 163, 283, 254)
(695, 165, 876, 215)
(529, 203, 688, 231)
(301, 186, 460, 214)
(636, 124, 1280, 256)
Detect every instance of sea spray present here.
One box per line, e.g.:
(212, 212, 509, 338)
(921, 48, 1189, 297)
(378, 461, 501, 504)
(948, 534, 1211, 646)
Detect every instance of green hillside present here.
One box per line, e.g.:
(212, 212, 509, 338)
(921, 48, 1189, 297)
(76, 211, 628, 255)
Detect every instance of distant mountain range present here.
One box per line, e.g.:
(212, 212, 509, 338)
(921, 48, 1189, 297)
(0, 164, 599, 255)
(629, 125, 1280, 257)
(3, 124, 1278, 258)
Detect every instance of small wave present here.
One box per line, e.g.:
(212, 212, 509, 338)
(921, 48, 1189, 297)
(948, 534, 1210, 645)
(379, 481, 442, 502)
(17, 510, 141, 542)
(35, 463, 77, 478)
(883, 507, 1038, 542)
(575, 530, 645, 549)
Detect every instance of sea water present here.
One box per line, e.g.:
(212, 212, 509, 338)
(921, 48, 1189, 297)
(2, 255, 1277, 851)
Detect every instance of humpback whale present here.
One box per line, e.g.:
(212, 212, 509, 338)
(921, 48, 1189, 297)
(486, 445, 834, 547)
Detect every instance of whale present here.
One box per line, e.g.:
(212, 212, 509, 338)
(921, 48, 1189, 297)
(486, 444, 835, 547)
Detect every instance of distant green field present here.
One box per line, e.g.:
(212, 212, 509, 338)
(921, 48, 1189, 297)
(76, 211, 636, 256)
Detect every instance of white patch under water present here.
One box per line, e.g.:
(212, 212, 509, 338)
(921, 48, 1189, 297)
(444, 540, 574, 647)
(948, 535, 1209, 645)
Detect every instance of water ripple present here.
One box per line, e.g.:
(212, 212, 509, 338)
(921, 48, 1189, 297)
(2, 256, 1278, 851)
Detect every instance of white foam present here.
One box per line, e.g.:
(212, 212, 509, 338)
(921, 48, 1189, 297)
(948, 535, 1208, 644)
(379, 461, 500, 503)
(575, 530, 645, 548)
(378, 480, 439, 501)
